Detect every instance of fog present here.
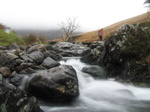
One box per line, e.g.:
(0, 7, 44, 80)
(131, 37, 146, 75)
(0, 0, 147, 32)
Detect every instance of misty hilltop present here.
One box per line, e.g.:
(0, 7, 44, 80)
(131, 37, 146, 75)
(14, 29, 83, 41)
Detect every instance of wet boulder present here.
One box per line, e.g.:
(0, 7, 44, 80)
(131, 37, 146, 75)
(0, 75, 43, 112)
(42, 57, 60, 69)
(52, 42, 90, 56)
(28, 51, 44, 65)
(27, 65, 79, 101)
(8, 74, 26, 88)
(0, 52, 18, 71)
(43, 50, 62, 61)
(81, 41, 104, 64)
(82, 65, 107, 79)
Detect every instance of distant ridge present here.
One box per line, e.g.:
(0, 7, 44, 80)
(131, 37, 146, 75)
(73, 12, 150, 42)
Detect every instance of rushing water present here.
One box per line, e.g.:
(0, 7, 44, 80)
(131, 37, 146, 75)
(40, 58, 150, 112)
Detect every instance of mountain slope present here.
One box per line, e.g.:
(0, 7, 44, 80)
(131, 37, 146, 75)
(74, 12, 150, 42)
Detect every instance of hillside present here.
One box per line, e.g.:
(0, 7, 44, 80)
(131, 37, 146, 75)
(0, 29, 23, 46)
(73, 12, 150, 42)
(72, 12, 150, 42)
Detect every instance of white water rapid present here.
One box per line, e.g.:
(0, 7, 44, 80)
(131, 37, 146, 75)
(40, 58, 150, 112)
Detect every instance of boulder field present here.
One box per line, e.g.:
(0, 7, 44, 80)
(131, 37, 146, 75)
(0, 42, 89, 111)
(0, 21, 150, 111)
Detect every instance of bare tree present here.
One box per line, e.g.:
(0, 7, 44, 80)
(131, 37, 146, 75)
(59, 17, 80, 41)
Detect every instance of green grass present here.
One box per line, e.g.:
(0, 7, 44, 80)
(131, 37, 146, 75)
(0, 29, 24, 46)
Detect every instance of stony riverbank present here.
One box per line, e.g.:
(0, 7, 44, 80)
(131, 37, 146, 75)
(0, 42, 89, 112)
(0, 21, 150, 111)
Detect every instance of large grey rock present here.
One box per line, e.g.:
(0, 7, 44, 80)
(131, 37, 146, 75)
(28, 65, 79, 101)
(28, 51, 44, 65)
(0, 75, 43, 112)
(42, 57, 60, 69)
(0, 52, 18, 71)
(82, 65, 107, 79)
(43, 50, 62, 61)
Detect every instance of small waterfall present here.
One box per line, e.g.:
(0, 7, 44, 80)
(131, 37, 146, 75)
(39, 58, 150, 112)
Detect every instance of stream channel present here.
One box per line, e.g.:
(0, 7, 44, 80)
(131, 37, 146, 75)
(39, 58, 150, 112)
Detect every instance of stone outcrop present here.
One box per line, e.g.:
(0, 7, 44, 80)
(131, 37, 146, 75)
(42, 57, 60, 69)
(27, 65, 79, 101)
(81, 22, 150, 83)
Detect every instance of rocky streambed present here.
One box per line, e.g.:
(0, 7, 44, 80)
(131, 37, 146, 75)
(0, 23, 150, 112)
(0, 42, 89, 112)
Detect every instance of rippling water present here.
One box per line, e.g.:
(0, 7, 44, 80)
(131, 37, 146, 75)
(40, 58, 150, 112)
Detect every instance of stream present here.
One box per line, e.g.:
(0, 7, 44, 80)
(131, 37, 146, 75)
(39, 58, 150, 112)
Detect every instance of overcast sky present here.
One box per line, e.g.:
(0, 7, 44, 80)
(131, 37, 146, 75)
(0, 0, 147, 32)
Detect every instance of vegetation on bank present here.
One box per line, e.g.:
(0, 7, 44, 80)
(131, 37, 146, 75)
(23, 33, 48, 45)
(0, 29, 48, 46)
(121, 21, 150, 64)
(0, 29, 24, 46)
(0, 23, 48, 46)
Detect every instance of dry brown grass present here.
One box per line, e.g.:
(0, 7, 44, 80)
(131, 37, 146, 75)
(52, 12, 150, 42)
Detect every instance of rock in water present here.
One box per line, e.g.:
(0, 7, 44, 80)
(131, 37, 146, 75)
(0, 75, 43, 112)
(82, 65, 107, 79)
(28, 65, 79, 101)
